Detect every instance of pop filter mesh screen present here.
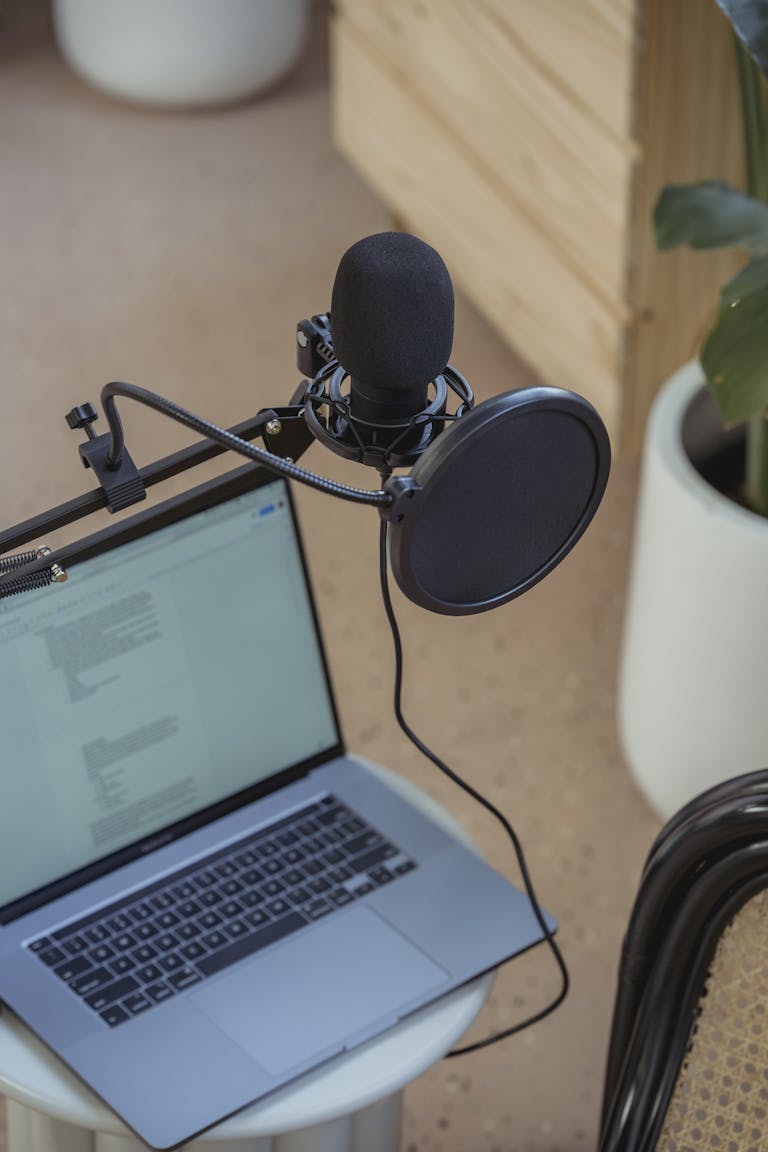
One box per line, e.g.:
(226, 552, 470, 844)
(410, 411, 598, 607)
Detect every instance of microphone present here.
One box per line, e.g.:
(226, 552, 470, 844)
(331, 232, 454, 431)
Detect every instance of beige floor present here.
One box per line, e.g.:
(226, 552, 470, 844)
(0, 4, 661, 1150)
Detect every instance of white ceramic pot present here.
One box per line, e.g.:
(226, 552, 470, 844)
(619, 361, 768, 818)
(52, 0, 308, 108)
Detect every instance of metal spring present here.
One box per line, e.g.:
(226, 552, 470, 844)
(0, 569, 54, 600)
(0, 549, 38, 575)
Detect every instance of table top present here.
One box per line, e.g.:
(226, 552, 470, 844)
(0, 761, 494, 1139)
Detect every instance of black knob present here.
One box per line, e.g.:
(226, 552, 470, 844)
(66, 403, 98, 438)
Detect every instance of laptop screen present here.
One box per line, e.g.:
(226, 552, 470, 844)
(0, 471, 341, 915)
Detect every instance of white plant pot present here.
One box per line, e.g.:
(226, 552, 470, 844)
(52, 0, 308, 108)
(619, 361, 768, 818)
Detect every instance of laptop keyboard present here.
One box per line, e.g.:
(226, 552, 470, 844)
(27, 795, 416, 1028)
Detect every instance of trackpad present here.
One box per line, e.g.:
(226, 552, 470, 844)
(191, 906, 449, 1075)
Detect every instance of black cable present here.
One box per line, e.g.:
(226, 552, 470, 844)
(99, 381, 391, 508)
(378, 520, 569, 1055)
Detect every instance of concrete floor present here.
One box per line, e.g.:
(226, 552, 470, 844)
(0, 4, 661, 1149)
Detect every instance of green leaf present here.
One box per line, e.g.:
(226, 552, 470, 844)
(702, 256, 768, 423)
(716, 0, 768, 77)
(655, 182, 768, 253)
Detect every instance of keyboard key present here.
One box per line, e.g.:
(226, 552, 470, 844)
(394, 860, 416, 876)
(329, 888, 354, 906)
(159, 953, 185, 974)
(219, 879, 243, 897)
(234, 849, 259, 867)
(198, 911, 222, 930)
(124, 992, 152, 1016)
(128, 902, 154, 922)
(329, 866, 353, 884)
(262, 880, 284, 898)
(276, 831, 299, 847)
(202, 930, 228, 951)
(266, 898, 291, 917)
(224, 919, 248, 940)
(283, 849, 305, 865)
(107, 913, 133, 934)
(137, 963, 164, 984)
(245, 909, 269, 929)
(370, 867, 395, 885)
(172, 882, 197, 900)
(296, 820, 318, 837)
(169, 967, 202, 992)
(199, 890, 222, 907)
(113, 933, 137, 952)
(308, 877, 332, 894)
(146, 981, 174, 1003)
(100, 1004, 129, 1027)
(240, 890, 264, 908)
(63, 934, 89, 956)
(177, 922, 201, 940)
(197, 912, 306, 978)
(155, 933, 179, 952)
(110, 956, 136, 976)
(133, 944, 158, 964)
(71, 967, 114, 996)
(304, 899, 333, 921)
(178, 898, 202, 916)
(194, 870, 217, 889)
(150, 893, 175, 912)
(323, 849, 345, 866)
(89, 944, 115, 965)
(38, 946, 67, 968)
(342, 818, 366, 836)
(343, 831, 383, 857)
(181, 942, 206, 962)
(316, 806, 347, 826)
(349, 844, 397, 873)
(303, 859, 324, 876)
(220, 900, 243, 919)
(156, 912, 180, 930)
(54, 955, 91, 983)
(134, 922, 158, 940)
(258, 840, 279, 857)
(85, 975, 139, 1012)
(288, 887, 312, 906)
(29, 937, 53, 953)
(214, 861, 237, 878)
(241, 867, 266, 886)
(85, 925, 110, 945)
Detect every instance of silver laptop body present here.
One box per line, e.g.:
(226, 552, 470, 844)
(0, 464, 551, 1150)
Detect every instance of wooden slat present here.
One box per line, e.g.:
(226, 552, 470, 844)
(481, 0, 638, 142)
(332, 15, 623, 437)
(337, 0, 634, 306)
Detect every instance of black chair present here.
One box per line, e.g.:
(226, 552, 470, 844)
(599, 769, 768, 1152)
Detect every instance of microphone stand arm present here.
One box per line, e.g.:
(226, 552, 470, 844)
(0, 316, 346, 596)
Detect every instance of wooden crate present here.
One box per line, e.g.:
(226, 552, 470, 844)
(331, 0, 745, 452)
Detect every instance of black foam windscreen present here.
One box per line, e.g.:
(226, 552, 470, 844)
(330, 233, 454, 421)
(386, 387, 611, 614)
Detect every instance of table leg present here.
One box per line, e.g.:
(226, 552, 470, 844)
(6, 1097, 94, 1151)
(273, 1091, 402, 1152)
(350, 1092, 402, 1152)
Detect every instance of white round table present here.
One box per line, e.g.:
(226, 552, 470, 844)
(0, 765, 494, 1151)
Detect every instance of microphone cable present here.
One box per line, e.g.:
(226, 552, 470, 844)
(378, 520, 570, 1056)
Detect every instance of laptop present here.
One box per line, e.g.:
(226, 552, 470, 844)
(0, 463, 552, 1150)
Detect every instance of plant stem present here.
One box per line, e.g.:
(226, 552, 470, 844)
(736, 36, 768, 513)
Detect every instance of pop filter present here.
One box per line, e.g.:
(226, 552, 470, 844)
(385, 386, 610, 615)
